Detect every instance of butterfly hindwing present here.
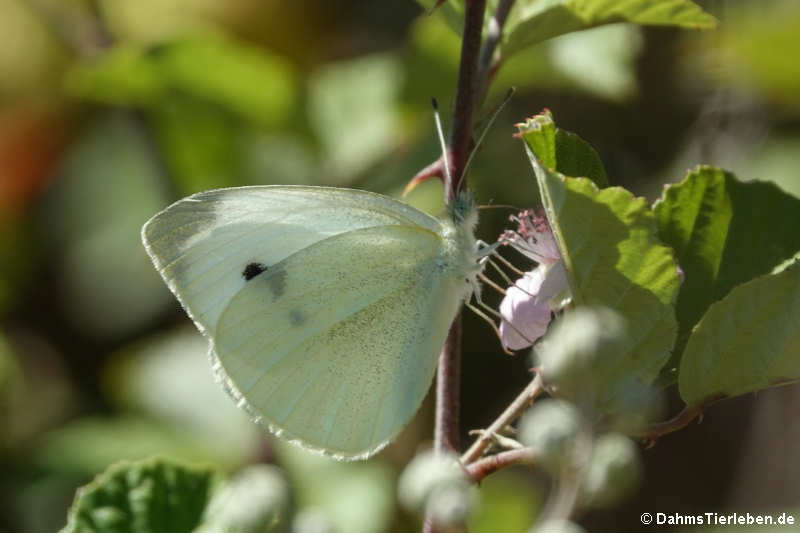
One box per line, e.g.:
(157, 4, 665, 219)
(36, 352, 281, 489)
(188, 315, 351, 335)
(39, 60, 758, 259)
(213, 224, 466, 458)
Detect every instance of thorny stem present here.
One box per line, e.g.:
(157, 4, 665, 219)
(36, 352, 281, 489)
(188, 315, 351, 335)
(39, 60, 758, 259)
(461, 372, 544, 464)
(432, 0, 487, 457)
(445, 0, 487, 200)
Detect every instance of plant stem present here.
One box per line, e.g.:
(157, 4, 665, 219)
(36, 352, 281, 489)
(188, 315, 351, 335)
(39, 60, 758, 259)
(446, 0, 487, 199)
(425, 2, 486, 531)
(432, 0, 487, 457)
(635, 404, 703, 441)
(461, 373, 544, 464)
(465, 446, 537, 482)
(475, 0, 516, 107)
(435, 316, 463, 453)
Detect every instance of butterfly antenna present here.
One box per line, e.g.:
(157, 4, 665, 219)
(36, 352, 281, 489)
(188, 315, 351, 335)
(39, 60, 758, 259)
(455, 87, 516, 192)
(432, 98, 453, 192)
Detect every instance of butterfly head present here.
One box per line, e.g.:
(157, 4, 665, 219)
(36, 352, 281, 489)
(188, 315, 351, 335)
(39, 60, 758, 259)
(448, 189, 478, 230)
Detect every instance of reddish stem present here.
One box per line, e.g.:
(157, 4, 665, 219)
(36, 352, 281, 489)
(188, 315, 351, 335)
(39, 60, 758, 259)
(465, 447, 537, 482)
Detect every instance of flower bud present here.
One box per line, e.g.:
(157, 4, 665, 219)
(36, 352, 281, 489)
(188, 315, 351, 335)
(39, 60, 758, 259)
(535, 306, 627, 404)
(397, 451, 476, 526)
(199, 464, 291, 533)
(582, 433, 642, 509)
(292, 509, 336, 533)
(426, 480, 477, 526)
(518, 399, 584, 473)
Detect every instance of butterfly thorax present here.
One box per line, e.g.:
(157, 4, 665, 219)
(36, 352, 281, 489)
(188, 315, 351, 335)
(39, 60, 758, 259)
(437, 190, 482, 302)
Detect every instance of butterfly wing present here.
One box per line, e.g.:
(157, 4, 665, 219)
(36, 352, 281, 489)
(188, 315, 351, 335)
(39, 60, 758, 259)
(142, 186, 441, 336)
(214, 224, 468, 459)
(142, 186, 471, 459)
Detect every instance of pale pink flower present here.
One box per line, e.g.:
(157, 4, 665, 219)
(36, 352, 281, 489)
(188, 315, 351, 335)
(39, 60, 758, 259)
(498, 209, 569, 350)
(500, 209, 560, 265)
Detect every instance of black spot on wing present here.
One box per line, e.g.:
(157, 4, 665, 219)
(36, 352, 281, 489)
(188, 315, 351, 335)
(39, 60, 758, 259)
(242, 262, 268, 281)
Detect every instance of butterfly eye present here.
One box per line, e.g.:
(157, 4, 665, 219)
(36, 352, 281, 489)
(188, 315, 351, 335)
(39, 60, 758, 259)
(242, 262, 268, 281)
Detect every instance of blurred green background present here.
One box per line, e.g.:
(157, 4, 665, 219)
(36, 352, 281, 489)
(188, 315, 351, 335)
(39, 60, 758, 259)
(1, 0, 799, 531)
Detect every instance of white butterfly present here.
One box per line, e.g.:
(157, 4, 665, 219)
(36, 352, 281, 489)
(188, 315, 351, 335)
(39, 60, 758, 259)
(142, 185, 482, 459)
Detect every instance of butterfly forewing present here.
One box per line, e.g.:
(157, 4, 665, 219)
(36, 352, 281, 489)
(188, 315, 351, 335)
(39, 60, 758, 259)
(142, 186, 442, 335)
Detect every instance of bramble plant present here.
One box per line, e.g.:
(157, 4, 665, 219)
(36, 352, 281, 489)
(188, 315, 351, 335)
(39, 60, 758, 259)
(55, 1, 800, 533)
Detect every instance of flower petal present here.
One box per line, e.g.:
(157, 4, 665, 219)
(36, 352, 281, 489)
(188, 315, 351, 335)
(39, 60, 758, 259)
(499, 267, 552, 350)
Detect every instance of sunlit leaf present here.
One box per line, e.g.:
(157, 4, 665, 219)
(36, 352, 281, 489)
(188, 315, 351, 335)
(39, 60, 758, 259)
(654, 166, 800, 372)
(518, 110, 608, 190)
(60, 458, 219, 533)
(696, 2, 800, 110)
(308, 53, 403, 182)
(678, 261, 800, 406)
(416, 0, 715, 58)
(519, 112, 680, 412)
(548, 23, 641, 102)
(503, 0, 716, 56)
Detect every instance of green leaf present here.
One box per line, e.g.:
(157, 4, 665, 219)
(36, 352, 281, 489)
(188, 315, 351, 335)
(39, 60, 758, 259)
(308, 53, 403, 182)
(516, 110, 608, 188)
(554, 129, 608, 188)
(654, 166, 800, 371)
(61, 458, 219, 533)
(67, 33, 295, 127)
(149, 96, 246, 195)
(151, 35, 295, 128)
(417, 0, 716, 58)
(467, 472, 541, 533)
(35, 417, 223, 475)
(699, 3, 800, 110)
(503, 0, 716, 56)
(41, 114, 173, 338)
(548, 24, 641, 102)
(519, 114, 680, 410)
(678, 261, 800, 406)
(105, 329, 261, 468)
